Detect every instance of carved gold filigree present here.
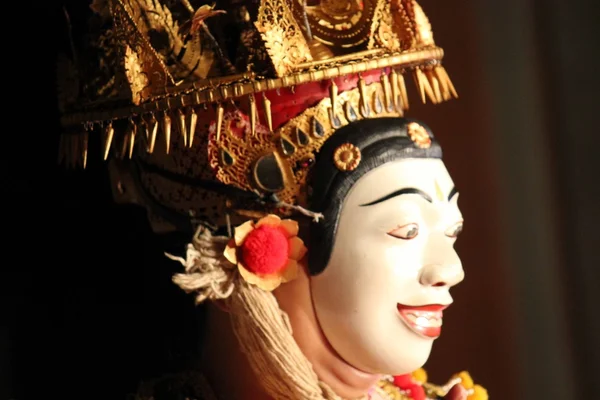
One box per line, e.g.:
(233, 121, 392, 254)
(208, 78, 403, 206)
(291, 0, 377, 52)
(110, 0, 174, 102)
(255, 0, 313, 77)
(124, 0, 213, 80)
(207, 110, 273, 192)
(370, 0, 434, 52)
(369, 0, 401, 52)
(124, 45, 148, 105)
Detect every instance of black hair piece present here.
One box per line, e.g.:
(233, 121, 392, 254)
(307, 117, 442, 275)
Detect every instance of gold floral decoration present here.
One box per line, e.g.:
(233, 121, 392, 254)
(451, 371, 489, 400)
(407, 122, 431, 149)
(333, 143, 362, 171)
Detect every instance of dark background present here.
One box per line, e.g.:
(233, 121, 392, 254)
(3, 1, 599, 399)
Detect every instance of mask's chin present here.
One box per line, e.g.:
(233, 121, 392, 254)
(313, 302, 435, 377)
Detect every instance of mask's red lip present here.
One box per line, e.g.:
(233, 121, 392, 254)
(396, 304, 450, 338)
(397, 304, 450, 312)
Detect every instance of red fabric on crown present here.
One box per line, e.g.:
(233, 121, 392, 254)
(258, 69, 385, 130)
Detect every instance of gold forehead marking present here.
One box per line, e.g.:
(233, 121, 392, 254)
(434, 179, 444, 202)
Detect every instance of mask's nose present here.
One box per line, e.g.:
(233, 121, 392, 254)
(419, 238, 464, 288)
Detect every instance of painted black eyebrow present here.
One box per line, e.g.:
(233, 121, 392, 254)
(448, 186, 458, 201)
(360, 188, 433, 207)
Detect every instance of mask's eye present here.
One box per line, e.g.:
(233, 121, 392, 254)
(445, 222, 464, 238)
(388, 223, 419, 240)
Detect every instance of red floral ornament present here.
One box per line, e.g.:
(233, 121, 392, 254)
(393, 374, 426, 400)
(224, 215, 307, 291)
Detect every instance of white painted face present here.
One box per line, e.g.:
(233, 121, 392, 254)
(310, 158, 464, 375)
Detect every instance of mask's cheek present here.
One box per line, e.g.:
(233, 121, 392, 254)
(272, 262, 328, 363)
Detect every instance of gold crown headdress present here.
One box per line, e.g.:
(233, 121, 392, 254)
(57, 0, 457, 225)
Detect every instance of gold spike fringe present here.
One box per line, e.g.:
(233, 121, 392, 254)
(434, 65, 458, 100)
(381, 72, 392, 111)
(177, 109, 188, 148)
(127, 120, 137, 159)
(216, 103, 224, 141)
(163, 112, 172, 154)
(188, 108, 198, 147)
(103, 123, 114, 161)
(249, 94, 257, 137)
(414, 68, 437, 104)
(358, 76, 368, 116)
(82, 131, 89, 169)
(329, 80, 338, 115)
(390, 70, 399, 110)
(434, 67, 450, 101)
(398, 72, 409, 111)
(147, 115, 158, 153)
(263, 94, 273, 132)
(425, 70, 443, 103)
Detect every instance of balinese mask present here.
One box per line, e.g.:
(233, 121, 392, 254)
(56, 0, 487, 398)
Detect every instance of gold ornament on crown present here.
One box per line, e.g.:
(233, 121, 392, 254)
(57, 0, 457, 172)
(256, 0, 313, 77)
(208, 77, 406, 207)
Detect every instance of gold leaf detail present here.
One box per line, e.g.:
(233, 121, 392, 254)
(124, 45, 149, 105)
(413, 1, 435, 46)
(255, 0, 312, 77)
(110, 0, 174, 103)
(369, 0, 401, 52)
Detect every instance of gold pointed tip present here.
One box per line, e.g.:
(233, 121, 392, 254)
(178, 110, 188, 147)
(398, 73, 409, 111)
(148, 119, 158, 154)
(433, 66, 451, 102)
(390, 70, 399, 109)
(262, 95, 272, 132)
(188, 110, 198, 148)
(216, 104, 225, 141)
(426, 71, 443, 104)
(249, 95, 257, 138)
(381, 73, 392, 110)
(413, 71, 426, 104)
(128, 132, 136, 159)
(82, 132, 89, 170)
(437, 66, 459, 99)
(103, 124, 114, 161)
(163, 114, 172, 154)
(415, 69, 437, 104)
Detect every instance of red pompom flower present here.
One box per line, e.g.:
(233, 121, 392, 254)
(224, 215, 307, 291)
